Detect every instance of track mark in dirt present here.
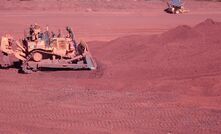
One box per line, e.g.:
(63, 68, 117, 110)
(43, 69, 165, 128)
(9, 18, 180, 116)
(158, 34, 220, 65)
(0, 88, 220, 134)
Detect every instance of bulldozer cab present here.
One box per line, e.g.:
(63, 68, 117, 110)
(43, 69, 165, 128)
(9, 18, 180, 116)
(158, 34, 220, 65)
(27, 40, 46, 51)
(51, 38, 69, 50)
(51, 38, 71, 56)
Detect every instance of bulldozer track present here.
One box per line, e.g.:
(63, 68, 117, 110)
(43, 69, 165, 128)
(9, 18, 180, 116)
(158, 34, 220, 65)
(21, 49, 75, 73)
(21, 49, 54, 72)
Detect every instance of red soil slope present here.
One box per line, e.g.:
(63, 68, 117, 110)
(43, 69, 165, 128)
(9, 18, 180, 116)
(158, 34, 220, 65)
(90, 19, 221, 81)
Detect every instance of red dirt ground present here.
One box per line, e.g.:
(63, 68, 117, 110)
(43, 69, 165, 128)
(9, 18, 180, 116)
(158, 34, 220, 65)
(0, 0, 221, 134)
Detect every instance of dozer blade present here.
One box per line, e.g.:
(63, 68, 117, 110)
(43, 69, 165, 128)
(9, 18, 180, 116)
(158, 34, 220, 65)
(25, 54, 97, 71)
(85, 53, 97, 70)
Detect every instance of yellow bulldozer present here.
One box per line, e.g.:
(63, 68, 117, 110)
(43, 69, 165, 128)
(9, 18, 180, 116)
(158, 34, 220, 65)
(0, 24, 97, 73)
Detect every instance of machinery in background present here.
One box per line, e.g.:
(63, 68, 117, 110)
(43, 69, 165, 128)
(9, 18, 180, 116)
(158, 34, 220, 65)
(164, 0, 189, 14)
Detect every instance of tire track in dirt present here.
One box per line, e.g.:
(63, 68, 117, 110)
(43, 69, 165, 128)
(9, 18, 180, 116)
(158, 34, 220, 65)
(0, 95, 220, 133)
(0, 82, 220, 133)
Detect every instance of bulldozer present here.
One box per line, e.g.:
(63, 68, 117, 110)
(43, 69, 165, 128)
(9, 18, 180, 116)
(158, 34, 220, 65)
(0, 24, 97, 73)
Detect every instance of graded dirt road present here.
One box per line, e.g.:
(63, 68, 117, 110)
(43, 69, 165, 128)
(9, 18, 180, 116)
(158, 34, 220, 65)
(0, 1, 221, 134)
